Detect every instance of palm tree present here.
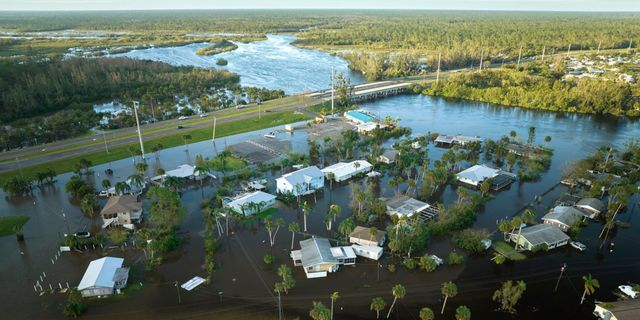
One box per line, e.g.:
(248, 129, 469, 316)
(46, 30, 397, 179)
(386, 284, 406, 318)
(163, 176, 182, 192)
(80, 194, 97, 217)
(327, 172, 335, 190)
(114, 181, 131, 195)
(325, 204, 341, 231)
(338, 218, 356, 242)
(289, 222, 300, 250)
(455, 305, 471, 320)
(182, 134, 192, 152)
(330, 291, 340, 320)
(302, 200, 311, 232)
(310, 301, 331, 320)
(369, 226, 379, 242)
(370, 297, 387, 319)
(419, 307, 435, 320)
(101, 179, 111, 190)
(580, 274, 600, 304)
(441, 281, 458, 314)
(498, 220, 512, 241)
(135, 162, 148, 176)
(127, 173, 145, 192)
(193, 163, 210, 189)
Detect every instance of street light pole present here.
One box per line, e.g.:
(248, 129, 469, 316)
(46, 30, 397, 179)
(174, 281, 181, 304)
(554, 263, 567, 292)
(132, 101, 145, 161)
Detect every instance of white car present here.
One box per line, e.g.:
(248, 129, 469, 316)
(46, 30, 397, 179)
(178, 116, 188, 120)
(618, 285, 639, 299)
(199, 114, 208, 118)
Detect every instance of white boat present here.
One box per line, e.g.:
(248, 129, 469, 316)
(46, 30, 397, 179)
(618, 285, 639, 299)
(570, 241, 587, 251)
(264, 132, 276, 139)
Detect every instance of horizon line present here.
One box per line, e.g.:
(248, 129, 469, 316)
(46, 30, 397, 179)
(1, 8, 640, 13)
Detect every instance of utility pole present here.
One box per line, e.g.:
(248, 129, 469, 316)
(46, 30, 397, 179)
(331, 67, 335, 116)
(479, 48, 484, 71)
(277, 289, 283, 320)
(436, 52, 442, 83)
(517, 45, 522, 68)
(212, 117, 217, 142)
(597, 41, 602, 54)
(377, 262, 381, 282)
(174, 281, 181, 304)
(102, 132, 109, 154)
(132, 101, 145, 161)
(554, 263, 567, 292)
(567, 44, 572, 57)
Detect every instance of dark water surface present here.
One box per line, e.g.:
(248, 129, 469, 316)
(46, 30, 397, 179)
(1, 95, 639, 319)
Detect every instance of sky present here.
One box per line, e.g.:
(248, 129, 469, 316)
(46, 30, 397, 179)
(1, 0, 639, 11)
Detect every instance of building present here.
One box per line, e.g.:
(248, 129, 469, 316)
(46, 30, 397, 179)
(100, 195, 142, 229)
(276, 166, 325, 196)
(594, 299, 640, 320)
(385, 195, 439, 221)
(349, 226, 387, 247)
(150, 164, 205, 182)
(104, 177, 146, 196)
(434, 134, 482, 147)
(290, 237, 356, 278)
(224, 191, 277, 216)
(575, 198, 605, 218)
(456, 164, 515, 190)
(77, 257, 129, 297)
(322, 160, 373, 182)
(510, 224, 570, 251)
(351, 244, 384, 260)
(378, 149, 400, 164)
(542, 206, 588, 232)
(344, 110, 376, 125)
(356, 122, 388, 134)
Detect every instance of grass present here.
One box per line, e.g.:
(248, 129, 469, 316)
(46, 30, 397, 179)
(0, 111, 311, 182)
(492, 241, 527, 261)
(0, 215, 30, 237)
(240, 208, 278, 225)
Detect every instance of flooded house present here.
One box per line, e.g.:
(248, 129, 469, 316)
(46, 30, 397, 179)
(290, 237, 356, 278)
(223, 191, 276, 216)
(276, 166, 325, 196)
(349, 226, 387, 260)
(378, 149, 400, 164)
(434, 134, 482, 147)
(77, 257, 129, 297)
(384, 195, 439, 221)
(542, 206, 589, 232)
(510, 224, 570, 251)
(100, 195, 142, 229)
(575, 198, 606, 219)
(456, 164, 515, 190)
(321, 160, 373, 182)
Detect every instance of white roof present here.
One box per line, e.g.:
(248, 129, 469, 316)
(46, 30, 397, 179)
(330, 246, 357, 259)
(227, 191, 276, 208)
(78, 257, 124, 290)
(456, 164, 499, 183)
(352, 244, 384, 255)
(321, 160, 372, 178)
(181, 276, 206, 291)
(150, 164, 199, 181)
(277, 166, 324, 186)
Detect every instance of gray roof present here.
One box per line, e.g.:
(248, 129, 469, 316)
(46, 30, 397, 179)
(598, 299, 640, 320)
(299, 237, 337, 268)
(278, 166, 324, 186)
(543, 206, 587, 226)
(576, 198, 605, 212)
(519, 224, 570, 247)
(349, 226, 386, 243)
(385, 195, 430, 217)
(381, 149, 399, 159)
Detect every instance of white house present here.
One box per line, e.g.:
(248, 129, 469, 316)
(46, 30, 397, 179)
(100, 195, 142, 229)
(224, 191, 276, 216)
(322, 160, 373, 182)
(78, 257, 129, 297)
(150, 164, 205, 182)
(351, 244, 384, 260)
(456, 164, 515, 190)
(291, 237, 356, 278)
(385, 195, 432, 218)
(276, 166, 325, 196)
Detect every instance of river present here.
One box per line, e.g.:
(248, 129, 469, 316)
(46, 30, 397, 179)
(114, 34, 365, 94)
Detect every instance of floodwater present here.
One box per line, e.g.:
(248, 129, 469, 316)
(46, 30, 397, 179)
(1, 95, 640, 319)
(113, 34, 365, 94)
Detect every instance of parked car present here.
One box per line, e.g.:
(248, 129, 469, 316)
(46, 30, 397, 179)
(570, 241, 587, 251)
(177, 125, 185, 129)
(199, 114, 208, 118)
(178, 116, 188, 120)
(74, 231, 91, 239)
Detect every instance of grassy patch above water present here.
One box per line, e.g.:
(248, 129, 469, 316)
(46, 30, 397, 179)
(240, 208, 278, 225)
(0, 215, 30, 237)
(492, 241, 527, 261)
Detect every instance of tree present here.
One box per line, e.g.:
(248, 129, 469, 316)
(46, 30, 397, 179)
(386, 284, 406, 318)
(492, 280, 527, 314)
(2, 176, 33, 197)
(101, 179, 111, 190)
(107, 227, 128, 249)
(182, 134, 192, 152)
(455, 305, 471, 320)
(60, 289, 87, 318)
(114, 181, 131, 196)
(441, 281, 458, 314)
(479, 179, 491, 197)
(127, 173, 145, 192)
(338, 217, 356, 242)
(419, 307, 435, 320)
(147, 186, 186, 233)
(80, 194, 97, 217)
(330, 291, 340, 320)
(370, 297, 387, 319)
(264, 216, 284, 247)
(527, 126, 536, 145)
(327, 172, 335, 190)
(135, 162, 148, 176)
(325, 204, 341, 231)
(498, 220, 512, 241)
(544, 135, 552, 145)
(419, 255, 437, 272)
(289, 221, 300, 250)
(310, 301, 331, 320)
(302, 200, 311, 232)
(581, 274, 600, 304)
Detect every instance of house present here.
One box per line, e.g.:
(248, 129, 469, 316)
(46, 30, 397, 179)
(349, 226, 387, 247)
(356, 122, 388, 134)
(434, 134, 482, 147)
(276, 166, 325, 196)
(542, 206, 588, 232)
(224, 191, 276, 216)
(575, 198, 605, 218)
(100, 195, 142, 229)
(150, 164, 205, 182)
(594, 299, 640, 320)
(456, 164, 515, 190)
(509, 224, 570, 251)
(290, 237, 356, 278)
(344, 110, 376, 125)
(385, 195, 439, 221)
(352, 244, 384, 260)
(378, 149, 399, 164)
(77, 257, 129, 297)
(322, 160, 373, 182)
(104, 177, 146, 196)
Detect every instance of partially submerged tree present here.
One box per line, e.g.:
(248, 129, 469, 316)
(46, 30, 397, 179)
(492, 280, 527, 314)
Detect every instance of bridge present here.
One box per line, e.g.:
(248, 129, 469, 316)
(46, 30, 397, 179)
(305, 80, 414, 102)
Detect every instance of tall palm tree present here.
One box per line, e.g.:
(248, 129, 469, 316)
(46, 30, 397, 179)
(419, 307, 435, 320)
(101, 179, 111, 191)
(289, 222, 300, 250)
(369, 226, 379, 242)
(302, 200, 311, 232)
(338, 218, 356, 242)
(182, 134, 192, 152)
(135, 162, 148, 176)
(386, 284, 406, 318)
(330, 291, 340, 320)
(441, 281, 458, 314)
(310, 301, 331, 320)
(114, 181, 131, 195)
(370, 297, 387, 319)
(127, 173, 145, 192)
(325, 204, 341, 231)
(498, 220, 512, 241)
(580, 274, 600, 304)
(455, 306, 471, 320)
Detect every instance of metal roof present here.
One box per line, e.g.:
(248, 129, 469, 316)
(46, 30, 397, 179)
(456, 164, 500, 183)
(298, 237, 337, 268)
(543, 206, 587, 226)
(321, 160, 372, 179)
(78, 257, 125, 290)
(518, 224, 570, 247)
(386, 195, 430, 217)
(277, 166, 324, 187)
(576, 198, 605, 212)
(226, 191, 276, 209)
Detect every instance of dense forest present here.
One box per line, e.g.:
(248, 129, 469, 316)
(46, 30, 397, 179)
(419, 65, 640, 117)
(0, 58, 240, 149)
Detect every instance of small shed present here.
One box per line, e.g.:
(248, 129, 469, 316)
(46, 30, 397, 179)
(78, 257, 129, 297)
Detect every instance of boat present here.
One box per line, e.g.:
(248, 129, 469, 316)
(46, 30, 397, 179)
(429, 254, 444, 266)
(570, 241, 587, 251)
(264, 132, 276, 139)
(618, 285, 639, 299)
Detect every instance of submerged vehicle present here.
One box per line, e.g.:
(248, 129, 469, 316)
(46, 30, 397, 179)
(570, 241, 587, 251)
